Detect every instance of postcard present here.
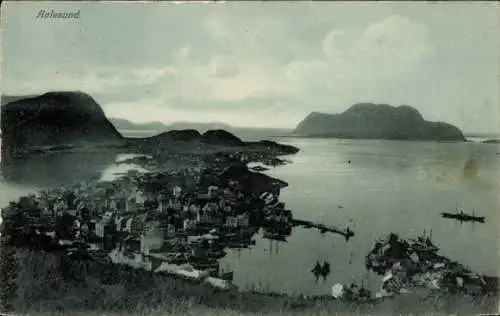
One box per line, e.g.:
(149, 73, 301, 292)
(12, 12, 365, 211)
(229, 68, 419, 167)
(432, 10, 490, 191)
(0, 1, 499, 315)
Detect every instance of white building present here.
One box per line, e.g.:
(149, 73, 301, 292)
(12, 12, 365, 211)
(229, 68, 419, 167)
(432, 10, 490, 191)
(224, 213, 249, 228)
(208, 185, 219, 197)
(157, 194, 169, 213)
(95, 220, 106, 238)
(197, 212, 221, 225)
(102, 211, 114, 223)
(184, 219, 196, 231)
(140, 227, 163, 254)
(173, 186, 182, 199)
(237, 213, 249, 227)
(135, 190, 147, 206)
(126, 194, 137, 212)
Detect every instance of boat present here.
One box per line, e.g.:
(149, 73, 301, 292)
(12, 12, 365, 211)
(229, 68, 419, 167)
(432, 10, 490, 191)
(410, 232, 439, 253)
(441, 207, 485, 223)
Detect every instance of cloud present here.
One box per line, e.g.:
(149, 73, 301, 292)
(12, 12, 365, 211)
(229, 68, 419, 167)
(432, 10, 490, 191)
(208, 55, 240, 78)
(354, 15, 433, 66)
(276, 15, 436, 112)
(203, 13, 232, 40)
(1, 3, 498, 132)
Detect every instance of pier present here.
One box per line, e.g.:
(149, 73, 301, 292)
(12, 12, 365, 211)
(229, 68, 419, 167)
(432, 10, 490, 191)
(291, 219, 354, 240)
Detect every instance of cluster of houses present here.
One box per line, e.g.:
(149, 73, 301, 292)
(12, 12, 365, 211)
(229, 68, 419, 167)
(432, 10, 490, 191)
(3, 168, 293, 263)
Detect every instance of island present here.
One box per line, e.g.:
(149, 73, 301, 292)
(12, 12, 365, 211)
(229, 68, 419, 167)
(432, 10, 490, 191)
(294, 103, 466, 141)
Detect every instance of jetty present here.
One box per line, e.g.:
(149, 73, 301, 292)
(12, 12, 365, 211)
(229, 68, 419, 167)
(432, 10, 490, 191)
(291, 219, 354, 240)
(441, 208, 485, 223)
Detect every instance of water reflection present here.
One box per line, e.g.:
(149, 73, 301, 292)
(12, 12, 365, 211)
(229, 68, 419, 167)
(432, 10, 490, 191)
(1, 139, 119, 188)
(100, 154, 151, 182)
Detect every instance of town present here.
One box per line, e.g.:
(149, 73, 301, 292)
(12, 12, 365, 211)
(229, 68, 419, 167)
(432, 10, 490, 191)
(0, 151, 317, 291)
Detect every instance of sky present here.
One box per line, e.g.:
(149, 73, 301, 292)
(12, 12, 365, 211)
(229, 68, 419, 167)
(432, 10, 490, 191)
(1, 1, 499, 132)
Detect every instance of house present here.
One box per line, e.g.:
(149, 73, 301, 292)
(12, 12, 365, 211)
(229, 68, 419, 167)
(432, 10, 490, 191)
(237, 213, 250, 227)
(225, 213, 250, 228)
(201, 202, 219, 215)
(158, 224, 177, 239)
(135, 190, 147, 209)
(189, 204, 201, 218)
(140, 227, 163, 254)
(126, 193, 137, 212)
(223, 205, 233, 214)
(208, 185, 219, 197)
(157, 194, 169, 213)
(102, 211, 114, 223)
(142, 220, 160, 236)
(225, 216, 238, 228)
(54, 199, 69, 213)
(223, 193, 239, 206)
(197, 211, 222, 225)
(184, 219, 196, 231)
(107, 190, 128, 212)
(95, 220, 106, 238)
(173, 200, 182, 212)
(260, 192, 279, 207)
(173, 185, 182, 199)
(91, 196, 106, 215)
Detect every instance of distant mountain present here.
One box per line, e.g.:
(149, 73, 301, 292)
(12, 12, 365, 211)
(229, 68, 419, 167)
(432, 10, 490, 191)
(109, 117, 167, 131)
(109, 118, 292, 141)
(295, 103, 465, 141)
(167, 121, 232, 133)
(109, 119, 231, 133)
(108, 118, 137, 130)
(1, 91, 123, 154)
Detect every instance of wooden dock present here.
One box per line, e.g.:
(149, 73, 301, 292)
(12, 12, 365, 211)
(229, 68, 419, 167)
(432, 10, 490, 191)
(291, 219, 354, 240)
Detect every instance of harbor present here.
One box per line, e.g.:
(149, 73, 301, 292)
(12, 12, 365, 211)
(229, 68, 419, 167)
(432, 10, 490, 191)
(0, 150, 356, 296)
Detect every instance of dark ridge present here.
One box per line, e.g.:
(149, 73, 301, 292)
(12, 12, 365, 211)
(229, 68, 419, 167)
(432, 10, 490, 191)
(1, 92, 123, 154)
(201, 129, 244, 146)
(149, 129, 202, 142)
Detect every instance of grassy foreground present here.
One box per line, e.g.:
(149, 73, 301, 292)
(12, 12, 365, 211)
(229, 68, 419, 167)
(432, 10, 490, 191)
(3, 248, 498, 316)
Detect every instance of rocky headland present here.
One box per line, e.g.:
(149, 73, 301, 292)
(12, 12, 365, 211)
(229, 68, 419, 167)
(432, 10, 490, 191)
(294, 103, 466, 141)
